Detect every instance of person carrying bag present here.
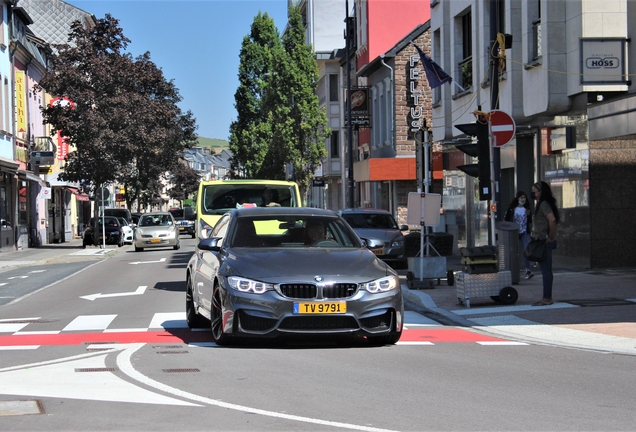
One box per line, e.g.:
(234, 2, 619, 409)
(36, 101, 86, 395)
(529, 181, 560, 306)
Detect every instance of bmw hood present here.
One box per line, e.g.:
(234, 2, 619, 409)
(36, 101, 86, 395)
(225, 248, 392, 283)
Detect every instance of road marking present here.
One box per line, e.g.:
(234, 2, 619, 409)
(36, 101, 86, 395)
(80, 285, 147, 301)
(0, 345, 39, 350)
(129, 258, 167, 265)
(7, 276, 28, 280)
(28, 270, 47, 274)
(0, 348, 198, 406)
(149, 312, 188, 329)
(451, 302, 578, 316)
(117, 344, 398, 431)
(63, 315, 117, 332)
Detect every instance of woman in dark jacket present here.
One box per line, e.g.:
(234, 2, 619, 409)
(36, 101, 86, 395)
(505, 191, 534, 279)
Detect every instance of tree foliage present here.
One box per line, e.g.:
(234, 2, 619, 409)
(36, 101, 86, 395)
(167, 162, 201, 205)
(230, 6, 329, 195)
(36, 14, 198, 215)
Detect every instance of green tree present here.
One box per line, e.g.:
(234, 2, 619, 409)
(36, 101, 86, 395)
(167, 162, 201, 206)
(37, 15, 197, 225)
(228, 12, 281, 178)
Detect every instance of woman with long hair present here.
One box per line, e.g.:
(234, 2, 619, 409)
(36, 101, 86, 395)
(530, 181, 560, 306)
(504, 190, 534, 279)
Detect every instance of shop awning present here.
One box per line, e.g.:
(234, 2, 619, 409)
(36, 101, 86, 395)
(65, 187, 90, 201)
(17, 169, 48, 186)
(0, 156, 19, 175)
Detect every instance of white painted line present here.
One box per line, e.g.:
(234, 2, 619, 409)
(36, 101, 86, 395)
(7, 276, 28, 280)
(0, 317, 40, 322)
(118, 344, 398, 431)
(396, 341, 435, 346)
(188, 342, 218, 348)
(63, 315, 117, 332)
(28, 270, 47, 274)
(81, 285, 147, 301)
(476, 341, 529, 346)
(69, 249, 109, 256)
(0, 345, 40, 350)
(103, 328, 148, 333)
(129, 258, 167, 265)
(13, 331, 60, 335)
(0, 283, 7, 287)
(149, 312, 187, 329)
(452, 302, 578, 316)
(0, 323, 30, 333)
(627, 298, 636, 303)
(0, 347, 198, 406)
(85, 344, 122, 350)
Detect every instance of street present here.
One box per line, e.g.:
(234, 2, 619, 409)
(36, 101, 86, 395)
(1, 239, 635, 431)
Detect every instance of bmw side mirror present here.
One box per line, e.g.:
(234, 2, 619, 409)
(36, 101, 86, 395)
(198, 237, 222, 252)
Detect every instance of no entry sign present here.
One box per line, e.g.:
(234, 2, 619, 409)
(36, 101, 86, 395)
(489, 110, 516, 146)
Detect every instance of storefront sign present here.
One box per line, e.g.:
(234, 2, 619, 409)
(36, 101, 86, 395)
(15, 70, 26, 133)
(407, 52, 426, 140)
(345, 87, 370, 129)
(580, 38, 627, 84)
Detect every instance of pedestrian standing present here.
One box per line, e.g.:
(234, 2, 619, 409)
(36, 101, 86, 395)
(505, 191, 534, 280)
(530, 181, 560, 306)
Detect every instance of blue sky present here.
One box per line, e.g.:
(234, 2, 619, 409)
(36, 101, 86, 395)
(66, 0, 290, 141)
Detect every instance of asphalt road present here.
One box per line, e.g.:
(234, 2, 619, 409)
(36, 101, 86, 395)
(1, 238, 634, 431)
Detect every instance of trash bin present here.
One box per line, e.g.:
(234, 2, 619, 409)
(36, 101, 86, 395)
(496, 221, 520, 284)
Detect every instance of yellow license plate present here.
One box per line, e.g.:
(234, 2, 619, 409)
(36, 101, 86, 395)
(150, 238, 161, 243)
(179, 227, 184, 231)
(372, 249, 385, 255)
(294, 302, 346, 314)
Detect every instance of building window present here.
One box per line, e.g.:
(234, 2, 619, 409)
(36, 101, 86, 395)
(329, 74, 339, 102)
(3, 76, 8, 134)
(531, 0, 541, 61)
(384, 77, 392, 146)
(356, 0, 367, 48)
(330, 130, 339, 158)
(458, 11, 473, 90)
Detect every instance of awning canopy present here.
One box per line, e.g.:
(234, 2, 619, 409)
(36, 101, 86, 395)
(17, 169, 48, 187)
(0, 157, 19, 175)
(65, 187, 90, 201)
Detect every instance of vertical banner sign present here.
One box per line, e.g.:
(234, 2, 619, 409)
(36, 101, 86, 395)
(407, 53, 424, 141)
(15, 70, 26, 134)
(50, 97, 75, 160)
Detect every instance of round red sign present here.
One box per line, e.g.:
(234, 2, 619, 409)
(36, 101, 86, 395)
(489, 110, 516, 146)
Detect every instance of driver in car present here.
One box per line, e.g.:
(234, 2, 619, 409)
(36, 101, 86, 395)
(305, 220, 328, 246)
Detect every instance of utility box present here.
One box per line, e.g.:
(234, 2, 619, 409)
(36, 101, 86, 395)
(16, 226, 28, 250)
(460, 245, 498, 274)
(496, 221, 520, 284)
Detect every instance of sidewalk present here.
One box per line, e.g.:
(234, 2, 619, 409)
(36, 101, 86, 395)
(402, 255, 636, 355)
(0, 239, 123, 270)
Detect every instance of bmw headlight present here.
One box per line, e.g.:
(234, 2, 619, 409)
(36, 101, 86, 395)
(227, 276, 274, 294)
(361, 275, 399, 293)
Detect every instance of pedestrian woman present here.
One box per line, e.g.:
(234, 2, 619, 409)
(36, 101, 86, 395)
(530, 181, 560, 306)
(505, 191, 534, 280)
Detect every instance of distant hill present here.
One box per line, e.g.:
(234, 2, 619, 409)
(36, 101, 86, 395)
(196, 136, 229, 154)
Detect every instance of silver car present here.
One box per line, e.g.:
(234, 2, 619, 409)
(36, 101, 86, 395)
(185, 207, 404, 346)
(339, 208, 409, 269)
(134, 212, 180, 252)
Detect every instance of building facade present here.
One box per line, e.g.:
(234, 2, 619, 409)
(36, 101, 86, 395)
(431, 0, 634, 267)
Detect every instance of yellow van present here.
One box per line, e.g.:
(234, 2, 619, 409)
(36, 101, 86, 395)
(196, 179, 303, 240)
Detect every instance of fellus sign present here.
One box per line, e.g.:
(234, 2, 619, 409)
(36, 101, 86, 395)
(489, 110, 515, 147)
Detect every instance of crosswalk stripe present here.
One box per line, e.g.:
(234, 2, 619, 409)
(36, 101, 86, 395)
(63, 315, 117, 332)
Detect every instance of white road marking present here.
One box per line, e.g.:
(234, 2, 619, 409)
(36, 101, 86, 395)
(396, 341, 435, 345)
(28, 270, 47, 274)
(476, 341, 529, 346)
(149, 312, 187, 329)
(0, 347, 198, 406)
(0, 345, 39, 350)
(80, 285, 147, 301)
(118, 344, 398, 431)
(63, 315, 117, 332)
(129, 258, 167, 265)
(7, 276, 28, 280)
(0, 323, 30, 333)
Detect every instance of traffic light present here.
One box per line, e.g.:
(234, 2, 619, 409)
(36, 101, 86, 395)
(454, 118, 491, 201)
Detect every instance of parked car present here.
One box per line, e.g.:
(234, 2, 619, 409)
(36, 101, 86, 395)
(168, 208, 196, 238)
(83, 216, 124, 248)
(338, 208, 409, 269)
(134, 211, 180, 252)
(117, 217, 134, 245)
(185, 207, 404, 346)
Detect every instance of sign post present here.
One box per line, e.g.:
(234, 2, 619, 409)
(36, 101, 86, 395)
(488, 110, 515, 246)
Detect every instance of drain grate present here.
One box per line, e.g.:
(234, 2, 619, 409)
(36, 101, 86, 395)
(567, 298, 635, 307)
(75, 368, 118, 373)
(156, 350, 189, 354)
(153, 345, 183, 349)
(163, 368, 200, 373)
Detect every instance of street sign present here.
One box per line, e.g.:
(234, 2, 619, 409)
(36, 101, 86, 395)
(489, 110, 516, 146)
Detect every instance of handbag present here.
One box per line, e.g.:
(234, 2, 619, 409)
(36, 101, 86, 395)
(524, 238, 548, 262)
